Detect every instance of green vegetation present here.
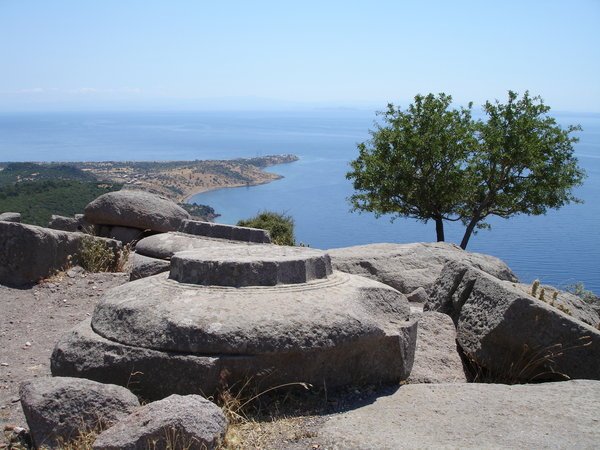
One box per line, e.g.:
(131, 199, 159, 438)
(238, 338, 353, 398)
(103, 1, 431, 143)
(0, 180, 121, 226)
(237, 211, 296, 245)
(0, 162, 96, 186)
(347, 91, 586, 249)
(566, 282, 599, 305)
(76, 237, 128, 272)
(180, 202, 218, 221)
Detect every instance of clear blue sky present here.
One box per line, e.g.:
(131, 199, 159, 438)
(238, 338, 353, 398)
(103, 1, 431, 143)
(1, 0, 599, 111)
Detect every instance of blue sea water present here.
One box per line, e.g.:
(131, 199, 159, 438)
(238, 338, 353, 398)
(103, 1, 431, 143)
(0, 110, 598, 293)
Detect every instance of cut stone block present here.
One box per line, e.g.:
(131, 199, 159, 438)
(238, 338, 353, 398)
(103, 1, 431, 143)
(179, 219, 271, 243)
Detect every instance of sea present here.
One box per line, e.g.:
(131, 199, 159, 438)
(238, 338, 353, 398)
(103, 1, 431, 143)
(0, 110, 598, 293)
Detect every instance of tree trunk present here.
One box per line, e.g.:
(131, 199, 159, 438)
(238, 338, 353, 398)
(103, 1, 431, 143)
(460, 217, 479, 250)
(435, 217, 445, 242)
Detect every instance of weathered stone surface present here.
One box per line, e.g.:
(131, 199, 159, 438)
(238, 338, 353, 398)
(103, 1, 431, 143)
(52, 316, 417, 401)
(135, 232, 248, 260)
(92, 394, 226, 450)
(19, 377, 139, 449)
(426, 261, 600, 381)
(0, 222, 121, 286)
(53, 249, 417, 399)
(0, 212, 21, 222)
(84, 190, 190, 232)
(408, 311, 467, 383)
(328, 242, 517, 294)
(517, 282, 600, 328)
(129, 253, 170, 281)
(179, 219, 271, 243)
(319, 380, 600, 449)
(170, 247, 332, 286)
(406, 286, 428, 304)
(97, 225, 145, 245)
(47, 214, 90, 232)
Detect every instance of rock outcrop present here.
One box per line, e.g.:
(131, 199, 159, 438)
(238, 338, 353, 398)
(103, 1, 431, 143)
(319, 380, 600, 449)
(52, 246, 417, 399)
(92, 394, 226, 450)
(0, 222, 121, 286)
(47, 214, 89, 232)
(426, 261, 600, 381)
(0, 212, 21, 223)
(129, 253, 170, 281)
(328, 242, 518, 294)
(84, 190, 190, 233)
(19, 377, 139, 449)
(407, 311, 467, 383)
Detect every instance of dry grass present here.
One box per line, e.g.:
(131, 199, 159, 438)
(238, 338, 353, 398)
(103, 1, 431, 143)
(464, 336, 593, 384)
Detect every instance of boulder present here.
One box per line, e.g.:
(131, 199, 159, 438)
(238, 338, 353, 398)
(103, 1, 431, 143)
(129, 253, 170, 281)
(52, 246, 417, 400)
(0, 212, 21, 222)
(319, 380, 600, 449)
(19, 377, 139, 449)
(406, 286, 429, 304)
(328, 242, 517, 294)
(135, 232, 248, 260)
(84, 190, 190, 232)
(47, 214, 90, 232)
(517, 282, 600, 328)
(0, 222, 121, 286)
(408, 311, 467, 383)
(426, 261, 600, 381)
(97, 225, 145, 245)
(179, 219, 271, 243)
(92, 394, 226, 450)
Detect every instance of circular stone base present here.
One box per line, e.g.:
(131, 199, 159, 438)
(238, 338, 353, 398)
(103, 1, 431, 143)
(51, 318, 418, 401)
(169, 246, 332, 286)
(92, 271, 409, 354)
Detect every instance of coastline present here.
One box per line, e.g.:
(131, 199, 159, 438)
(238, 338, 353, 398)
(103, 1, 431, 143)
(181, 173, 284, 203)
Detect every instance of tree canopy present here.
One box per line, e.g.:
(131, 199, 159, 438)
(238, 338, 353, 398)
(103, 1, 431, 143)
(347, 91, 586, 249)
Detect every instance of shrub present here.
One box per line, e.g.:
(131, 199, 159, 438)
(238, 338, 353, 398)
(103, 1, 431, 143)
(237, 211, 296, 246)
(566, 282, 599, 305)
(77, 237, 128, 272)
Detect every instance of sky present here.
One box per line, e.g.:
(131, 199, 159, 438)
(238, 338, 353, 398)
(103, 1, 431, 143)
(1, 0, 599, 112)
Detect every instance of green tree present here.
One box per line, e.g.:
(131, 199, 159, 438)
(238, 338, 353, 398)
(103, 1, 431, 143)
(458, 91, 585, 248)
(347, 91, 586, 249)
(347, 93, 476, 242)
(237, 211, 296, 245)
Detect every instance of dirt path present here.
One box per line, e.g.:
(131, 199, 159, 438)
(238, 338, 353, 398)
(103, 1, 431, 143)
(0, 270, 129, 429)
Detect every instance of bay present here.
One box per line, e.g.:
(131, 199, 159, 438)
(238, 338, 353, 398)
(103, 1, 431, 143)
(1, 110, 598, 293)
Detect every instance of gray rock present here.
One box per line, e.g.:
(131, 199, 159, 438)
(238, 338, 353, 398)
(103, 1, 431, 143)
(0, 212, 21, 222)
(0, 222, 121, 286)
(19, 377, 139, 449)
(135, 232, 248, 260)
(97, 225, 145, 245)
(84, 190, 190, 232)
(408, 311, 467, 383)
(92, 394, 226, 450)
(426, 261, 600, 381)
(328, 242, 518, 294)
(179, 219, 271, 243)
(52, 245, 417, 399)
(52, 318, 417, 401)
(169, 246, 332, 286)
(517, 282, 600, 328)
(319, 380, 600, 449)
(129, 253, 170, 281)
(48, 214, 90, 232)
(406, 286, 429, 304)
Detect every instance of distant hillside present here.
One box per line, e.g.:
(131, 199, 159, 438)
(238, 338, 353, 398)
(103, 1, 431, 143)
(0, 180, 122, 226)
(0, 162, 96, 186)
